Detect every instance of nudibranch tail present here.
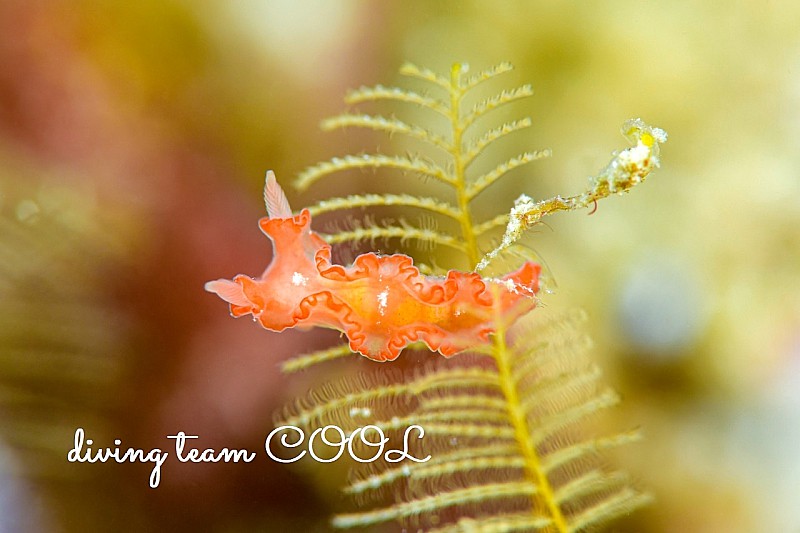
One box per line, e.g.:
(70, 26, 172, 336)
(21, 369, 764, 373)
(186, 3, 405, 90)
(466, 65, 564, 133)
(206, 173, 542, 362)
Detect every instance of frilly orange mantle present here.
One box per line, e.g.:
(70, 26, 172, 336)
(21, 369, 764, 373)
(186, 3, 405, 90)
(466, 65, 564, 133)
(206, 174, 541, 362)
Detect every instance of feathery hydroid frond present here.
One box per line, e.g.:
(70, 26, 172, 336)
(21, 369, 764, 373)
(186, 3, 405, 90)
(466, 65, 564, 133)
(306, 194, 460, 220)
(466, 150, 553, 200)
(321, 222, 465, 252)
(462, 85, 535, 129)
(345, 85, 449, 116)
(294, 62, 554, 267)
(464, 118, 533, 165)
(280, 343, 355, 373)
(296, 154, 453, 191)
(399, 62, 450, 89)
(278, 309, 648, 531)
(295, 63, 663, 271)
(278, 63, 663, 531)
(321, 114, 451, 151)
(461, 62, 515, 89)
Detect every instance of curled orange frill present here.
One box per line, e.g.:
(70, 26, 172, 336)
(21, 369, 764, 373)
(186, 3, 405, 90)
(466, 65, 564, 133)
(206, 209, 541, 362)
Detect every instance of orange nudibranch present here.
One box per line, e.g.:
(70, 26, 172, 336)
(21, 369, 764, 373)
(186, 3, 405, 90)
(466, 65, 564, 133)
(205, 172, 541, 362)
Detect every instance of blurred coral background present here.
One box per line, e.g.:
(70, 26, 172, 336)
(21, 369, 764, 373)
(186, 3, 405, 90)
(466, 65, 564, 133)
(1, 1, 798, 531)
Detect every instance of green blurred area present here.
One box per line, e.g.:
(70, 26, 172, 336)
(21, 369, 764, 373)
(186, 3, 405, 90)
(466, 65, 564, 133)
(0, 1, 798, 531)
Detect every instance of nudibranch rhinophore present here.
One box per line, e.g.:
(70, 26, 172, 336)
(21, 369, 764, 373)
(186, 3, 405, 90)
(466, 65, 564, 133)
(205, 171, 541, 362)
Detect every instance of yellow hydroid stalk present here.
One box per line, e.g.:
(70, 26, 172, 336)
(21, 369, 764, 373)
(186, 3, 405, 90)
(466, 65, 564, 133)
(490, 285, 569, 532)
(449, 63, 481, 267)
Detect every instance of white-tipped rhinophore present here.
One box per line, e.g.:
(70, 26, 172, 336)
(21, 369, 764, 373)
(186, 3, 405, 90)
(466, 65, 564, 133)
(264, 170, 293, 219)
